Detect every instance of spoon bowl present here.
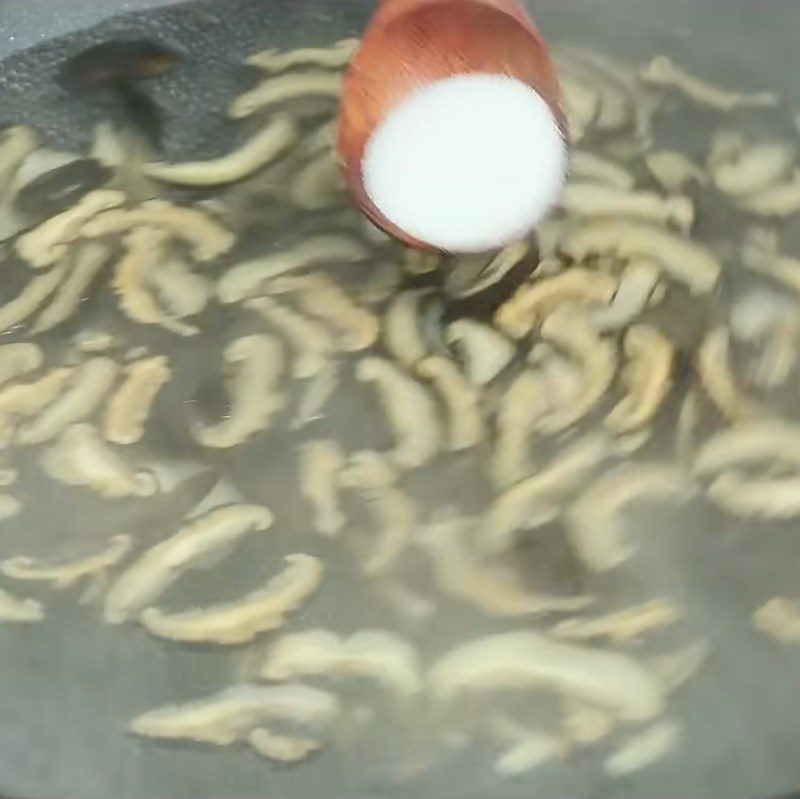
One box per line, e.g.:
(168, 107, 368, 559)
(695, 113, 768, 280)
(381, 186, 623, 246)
(338, 0, 566, 251)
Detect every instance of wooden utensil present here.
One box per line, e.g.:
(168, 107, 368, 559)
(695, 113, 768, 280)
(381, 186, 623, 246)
(338, 0, 566, 251)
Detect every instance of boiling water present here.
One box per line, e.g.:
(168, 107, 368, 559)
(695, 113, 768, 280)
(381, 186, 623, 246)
(0, 3, 799, 799)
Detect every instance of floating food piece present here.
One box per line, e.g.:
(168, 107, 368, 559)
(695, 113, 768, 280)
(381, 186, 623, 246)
(75, 331, 116, 353)
(570, 149, 634, 190)
(418, 510, 591, 616)
(124, 346, 152, 362)
(273, 272, 379, 352)
(490, 370, 549, 489)
(261, 630, 342, 678)
(82, 200, 234, 261)
(604, 720, 680, 776)
(752, 597, 800, 643)
(112, 227, 198, 335)
(537, 308, 617, 433)
(217, 235, 367, 304)
(30, 242, 109, 334)
(195, 335, 284, 449)
(41, 424, 157, 498)
(557, 55, 630, 132)
(16, 190, 125, 269)
(694, 420, 800, 474)
(737, 174, 800, 217)
(614, 429, 654, 456)
(357, 358, 441, 470)
(551, 599, 684, 643)
(427, 631, 665, 721)
(145, 114, 298, 186)
(707, 129, 746, 170)
(290, 363, 339, 430)
(16, 357, 118, 445)
(299, 439, 346, 536)
(751, 317, 799, 389)
(495, 739, 562, 778)
(140, 554, 323, 645)
(0, 368, 74, 440)
(567, 464, 692, 572)
(712, 142, 794, 196)
(561, 76, 598, 142)
(562, 182, 694, 231)
(383, 289, 436, 369)
(416, 356, 484, 451)
(404, 249, 441, 276)
(561, 699, 615, 746)
(149, 258, 211, 321)
(707, 472, 800, 519)
(696, 326, 760, 423)
(60, 39, 182, 88)
(537, 341, 594, 409)
(246, 38, 359, 71)
(645, 150, 707, 192)
(0, 126, 38, 195)
(0, 586, 43, 623)
(606, 325, 674, 432)
(529, 345, 584, 416)
(129, 683, 339, 745)
(562, 45, 656, 134)
(340, 451, 415, 574)
(640, 56, 777, 111)
(229, 71, 342, 119)
(247, 296, 333, 379)
(0, 493, 22, 521)
(0, 261, 69, 334)
(560, 219, 720, 294)
(528, 342, 586, 414)
(728, 285, 795, 341)
(645, 641, 709, 694)
(103, 503, 272, 624)
(490, 717, 563, 777)
(289, 150, 344, 209)
(445, 320, 515, 386)
(262, 628, 422, 700)
(750, 321, 796, 385)
(1, 534, 132, 589)
(446, 241, 537, 306)
(494, 268, 617, 340)
(480, 434, 611, 554)
(104, 356, 171, 445)
(247, 728, 322, 763)
(587, 259, 661, 332)
(0, 344, 42, 388)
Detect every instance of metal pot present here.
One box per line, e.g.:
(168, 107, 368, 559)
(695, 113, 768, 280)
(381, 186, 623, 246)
(1, 3, 799, 799)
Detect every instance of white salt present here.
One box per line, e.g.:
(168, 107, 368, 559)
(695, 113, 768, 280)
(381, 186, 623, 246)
(362, 72, 567, 253)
